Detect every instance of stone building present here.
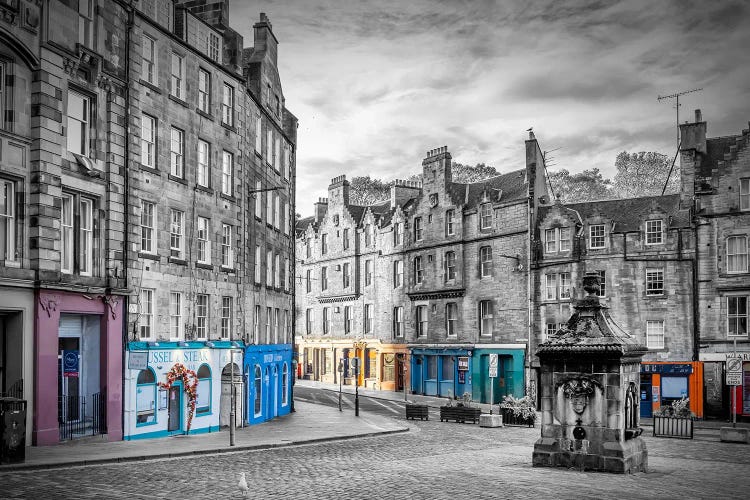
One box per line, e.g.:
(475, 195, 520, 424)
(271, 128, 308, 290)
(531, 195, 698, 417)
(295, 139, 550, 403)
(0, 0, 129, 445)
(123, 0, 297, 439)
(680, 110, 750, 419)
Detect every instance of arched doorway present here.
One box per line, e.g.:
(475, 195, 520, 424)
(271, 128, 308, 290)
(220, 362, 242, 428)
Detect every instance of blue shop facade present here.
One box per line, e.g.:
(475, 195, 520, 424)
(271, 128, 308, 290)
(409, 345, 526, 403)
(244, 343, 293, 425)
(124, 341, 245, 441)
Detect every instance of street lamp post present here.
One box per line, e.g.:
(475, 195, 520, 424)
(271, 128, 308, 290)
(229, 347, 241, 447)
(338, 359, 343, 412)
(353, 340, 367, 417)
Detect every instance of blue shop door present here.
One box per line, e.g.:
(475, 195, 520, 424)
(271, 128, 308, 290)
(411, 357, 423, 395)
(263, 366, 271, 421)
(640, 375, 652, 418)
(272, 365, 279, 418)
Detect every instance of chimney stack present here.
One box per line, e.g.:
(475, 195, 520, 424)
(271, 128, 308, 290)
(328, 175, 350, 207)
(422, 145, 452, 189)
(253, 12, 278, 66)
(314, 197, 328, 223)
(391, 179, 423, 208)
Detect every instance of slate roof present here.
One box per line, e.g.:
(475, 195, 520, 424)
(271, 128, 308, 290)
(449, 169, 527, 209)
(702, 135, 740, 178)
(295, 216, 315, 235)
(540, 193, 690, 231)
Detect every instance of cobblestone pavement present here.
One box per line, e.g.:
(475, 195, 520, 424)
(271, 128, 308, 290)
(1, 413, 749, 499)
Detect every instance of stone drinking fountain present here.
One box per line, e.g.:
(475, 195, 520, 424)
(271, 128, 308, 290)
(532, 272, 648, 473)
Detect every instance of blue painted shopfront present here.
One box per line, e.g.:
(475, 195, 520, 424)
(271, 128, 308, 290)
(244, 344, 293, 425)
(410, 348, 471, 399)
(471, 348, 525, 404)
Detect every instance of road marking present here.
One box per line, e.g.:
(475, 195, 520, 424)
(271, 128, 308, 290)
(365, 397, 403, 415)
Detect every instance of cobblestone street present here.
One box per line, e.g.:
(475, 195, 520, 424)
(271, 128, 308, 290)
(2, 411, 749, 499)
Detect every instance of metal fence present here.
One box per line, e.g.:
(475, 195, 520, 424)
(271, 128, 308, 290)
(653, 416, 693, 439)
(58, 392, 107, 441)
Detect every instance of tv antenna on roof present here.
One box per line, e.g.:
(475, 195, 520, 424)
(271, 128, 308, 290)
(658, 87, 703, 149)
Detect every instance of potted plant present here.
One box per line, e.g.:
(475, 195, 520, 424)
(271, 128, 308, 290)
(653, 396, 694, 439)
(500, 395, 537, 427)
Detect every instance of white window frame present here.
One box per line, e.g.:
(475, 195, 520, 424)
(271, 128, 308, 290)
(267, 249, 274, 286)
(61, 194, 74, 273)
(306, 269, 312, 293)
(221, 223, 233, 269)
(305, 308, 313, 335)
(414, 217, 423, 241)
(444, 251, 456, 281)
(394, 222, 403, 246)
(139, 289, 154, 340)
(559, 227, 571, 252)
(197, 140, 210, 188)
(254, 245, 261, 283)
(646, 320, 665, 349)
(322, 307, 330, 334)
(198, 69, 210, 114)
(544, 228, 557, 253)
(589, 224, 605, 249)
(645, 219, 663, 245)
(414, 256, 424, 284)
(646, 268, 664, 296)
(0, 179, 15, 262)
(446, 302, 457, 337)
(393, 306, 403, 337)
(479, 300, 494, 336)
(266, 306, 272, 343)
(545, 274, 557, 300)
(596, 270, 606, 297)
(480, 246, 492, 277)
(170, 127, 184, 178)
(254, 305, 261, 343)
(445, 209, 455, 236)
(416, 305, 427, 337)
(343, 262, 350, 288)
(727, 296, 748, 337)
(344, 305, 353, 334)
(740, 178, 749, 211)
(255, 180, 262, 217)
(480, 203, 492, 229)
(274, 192, 280, 230)
(222, 84, 234, 126)
(141, 35, 156, 84)
(274, 253, 281, 288)
(221, 151, 233, 196)
(140, 114, 156, 168)
(559, 272, 571, 299)
(209, 33, 220, 61)
(321, 266, 328, 291)
(221, 296, 232, 339)
(726, 235, 748, 274)
(170, 52, 184, 99)
(321, 234, 328, 255)
(67, 90, 90, 156)
(266, 128, 273, 164)
(169, 291, 183, 340)
(169, 209, 184, 259)
(255, 116, 262, 153)
(196, 294, 209, 340)
(393, 260, 403, 288)
(365, 260, 372, 286)
(365, 304, 373, 334)
(79, 197, 93, 276)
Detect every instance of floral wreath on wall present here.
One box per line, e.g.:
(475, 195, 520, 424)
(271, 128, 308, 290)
(158, 363, 199, 433)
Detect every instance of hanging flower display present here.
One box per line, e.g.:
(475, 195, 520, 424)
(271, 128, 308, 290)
(158, 362, 199, 433)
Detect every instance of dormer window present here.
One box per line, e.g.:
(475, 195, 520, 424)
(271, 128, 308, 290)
(393, 222, 403, 246)
(589, 224, 605, 249)
(740, 178, 749, 211)
(545, 227, 570, 253)
(645, 219, 663, 245)
(445, 209, 455, 236)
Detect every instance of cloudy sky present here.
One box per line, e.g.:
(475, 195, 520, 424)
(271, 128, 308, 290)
(232, 0, 750, 216)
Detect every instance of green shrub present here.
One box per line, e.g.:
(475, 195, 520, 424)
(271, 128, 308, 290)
(500, 395, 537, 421)
(653, 396, 695, 418)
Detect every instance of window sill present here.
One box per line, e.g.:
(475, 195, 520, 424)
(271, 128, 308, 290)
(168, 94, 189, 108)
(140, 164, 160, 175)
(168, 174, 188, 185)
(196, 109, 213, 121)
(195, 185, 213, 195)
(220, 266, 236, 273)
(220, 193, 236, 203)
(169, 257, 187, 266)
(196, 262, 213, 270)
(221, 122, 236, 133)
(139, 252, 160, 262)
(139, 79, 161, 93)
(3, 260, 20, 268)
(255, 150, 263, 159)
(644, 293, 667, 299)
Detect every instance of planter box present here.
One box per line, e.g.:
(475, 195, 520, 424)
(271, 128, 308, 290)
(479, 413, 503, 428)
(439, 406, 482, 424)
(653, 416, 693, 439)
(500, 408, 535, 427)
(405, 404, 429, 421)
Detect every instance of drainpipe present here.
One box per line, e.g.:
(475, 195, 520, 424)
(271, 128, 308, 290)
(692, 218, 701, 363)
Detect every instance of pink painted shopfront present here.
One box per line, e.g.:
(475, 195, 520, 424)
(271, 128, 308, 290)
(33, 289, 123, 445)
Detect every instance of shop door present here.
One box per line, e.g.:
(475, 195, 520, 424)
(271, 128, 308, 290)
(396, 354, 404, 392)
(272, 365, 278, 418)
(640, 374, 652, 418)
(58, 316, 82, 424)
(167, 386, 181, 432)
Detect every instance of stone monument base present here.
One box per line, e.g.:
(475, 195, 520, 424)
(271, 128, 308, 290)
(532, 436, 647, 474)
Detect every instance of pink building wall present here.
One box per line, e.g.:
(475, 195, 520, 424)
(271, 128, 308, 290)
(33, 290, 123, 445)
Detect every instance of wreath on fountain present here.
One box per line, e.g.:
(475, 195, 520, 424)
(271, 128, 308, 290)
(158, 363, 199, 433)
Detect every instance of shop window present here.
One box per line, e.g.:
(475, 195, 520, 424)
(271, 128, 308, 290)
(427, 356, 437, 379)
(441, 356, 454, 380)
(282, 363, 289, 406)
(254, 365, 262, 416)
(382, 354, 395, 382)
(196, 364, 211, 415)
(136, 368, 156, 425)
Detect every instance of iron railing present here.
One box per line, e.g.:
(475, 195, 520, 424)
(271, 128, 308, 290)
(58, 392, 107, 441)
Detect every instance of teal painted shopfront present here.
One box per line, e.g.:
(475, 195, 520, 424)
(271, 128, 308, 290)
(410, 347, 472, 399)
(471, 347, 525, 404)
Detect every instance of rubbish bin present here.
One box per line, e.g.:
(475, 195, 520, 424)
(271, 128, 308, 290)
(0, 398, 26, 464)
